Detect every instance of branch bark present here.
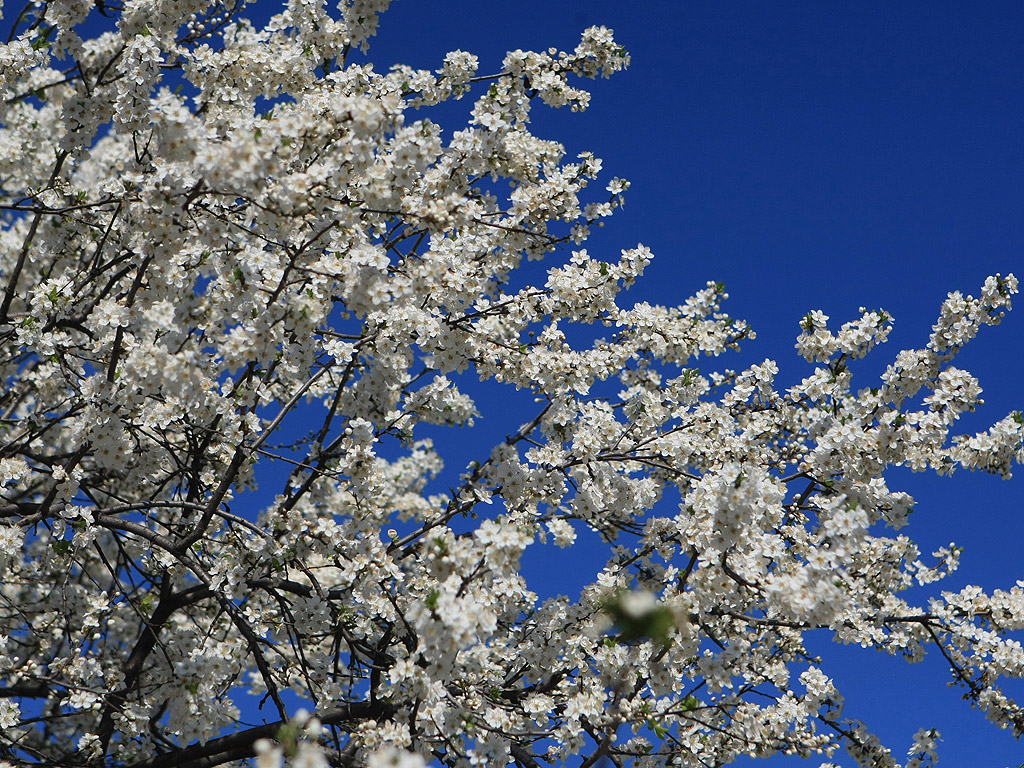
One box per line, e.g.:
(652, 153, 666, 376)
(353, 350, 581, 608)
(122, 701, 396, 768)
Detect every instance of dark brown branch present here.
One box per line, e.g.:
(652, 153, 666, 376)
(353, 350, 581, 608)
(123, 701, 396, 768)
(95, 576, 176, 755)
(510, 743, 544, 768)
(0, 152, 68, 322)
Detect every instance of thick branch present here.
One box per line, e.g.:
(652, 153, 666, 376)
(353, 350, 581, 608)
(123, 701, 396, 768)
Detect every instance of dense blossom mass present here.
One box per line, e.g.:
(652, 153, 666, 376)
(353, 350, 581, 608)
(0, 1, 1022, 767)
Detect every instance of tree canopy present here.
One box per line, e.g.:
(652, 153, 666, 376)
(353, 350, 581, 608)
(1, 1, 1022, 767)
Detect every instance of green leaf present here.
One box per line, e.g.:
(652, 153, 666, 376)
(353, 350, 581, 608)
(603, 593, 677, 648)
(31, 26, 55, 51)
(275, 723, 300, 757)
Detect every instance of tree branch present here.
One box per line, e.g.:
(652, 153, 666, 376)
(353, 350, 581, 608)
(122, 701, 396, 768)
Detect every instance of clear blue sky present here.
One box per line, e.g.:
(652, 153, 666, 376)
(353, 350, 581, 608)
(355, 3, 1024, 765)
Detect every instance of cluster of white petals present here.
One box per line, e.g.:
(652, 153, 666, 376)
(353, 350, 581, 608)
(1, 3, 1022, 768)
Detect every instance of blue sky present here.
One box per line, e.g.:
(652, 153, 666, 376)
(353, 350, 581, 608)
(355, 3, 1024, 764)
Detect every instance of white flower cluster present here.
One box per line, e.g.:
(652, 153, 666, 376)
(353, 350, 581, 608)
(0, 2, 1021, 768)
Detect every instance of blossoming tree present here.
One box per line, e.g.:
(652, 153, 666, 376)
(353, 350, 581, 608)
(1, 1, 1022, 767)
